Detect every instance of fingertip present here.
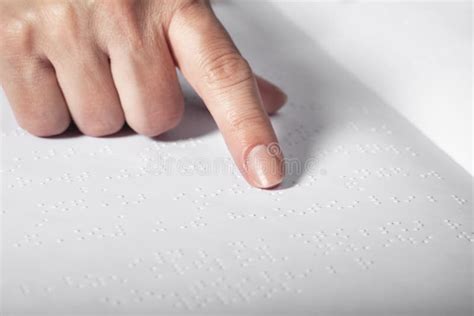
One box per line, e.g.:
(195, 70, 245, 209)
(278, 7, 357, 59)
(244, 143, 285, 189)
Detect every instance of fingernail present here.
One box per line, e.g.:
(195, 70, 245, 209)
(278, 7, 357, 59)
(245, 143, 284, 189)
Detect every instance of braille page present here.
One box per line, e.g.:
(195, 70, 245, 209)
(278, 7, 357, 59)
(1, 4, 473, 316)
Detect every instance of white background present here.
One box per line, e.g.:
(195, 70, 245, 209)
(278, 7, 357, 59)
(263, 0, 472, 174)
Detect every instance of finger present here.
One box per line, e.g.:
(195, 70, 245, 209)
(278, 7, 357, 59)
(168, 3, 284, 188)
(50, 49, 125, 137)
(108, 37, 183, 136)
(0, 56, 70, 136)
(255, 75, 287, 115)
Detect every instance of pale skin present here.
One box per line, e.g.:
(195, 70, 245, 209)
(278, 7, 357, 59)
(0, 0, 286, 188)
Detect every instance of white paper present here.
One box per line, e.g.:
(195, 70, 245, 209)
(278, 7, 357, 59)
(1, 2, 472, 316)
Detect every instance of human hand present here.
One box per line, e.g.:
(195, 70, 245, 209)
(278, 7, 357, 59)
(0, 0, 286, 188)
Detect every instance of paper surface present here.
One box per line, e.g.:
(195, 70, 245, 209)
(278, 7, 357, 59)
(1, 3, 473, 316)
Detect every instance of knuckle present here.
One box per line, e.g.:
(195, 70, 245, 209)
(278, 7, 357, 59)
(131, 105, 184, 137)
(201, 51, 253, 91)
(226, 107, 267, 131)
(0, 17, 34, 55)
(101, 1, 146, 52)
(46, 3, 90, 54)
(53, 3, 75, 21)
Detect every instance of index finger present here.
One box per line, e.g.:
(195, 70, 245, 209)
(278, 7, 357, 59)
(168, 2, 284, 188)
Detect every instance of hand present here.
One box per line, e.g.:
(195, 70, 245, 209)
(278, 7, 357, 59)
(0, 0, 286, 188)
